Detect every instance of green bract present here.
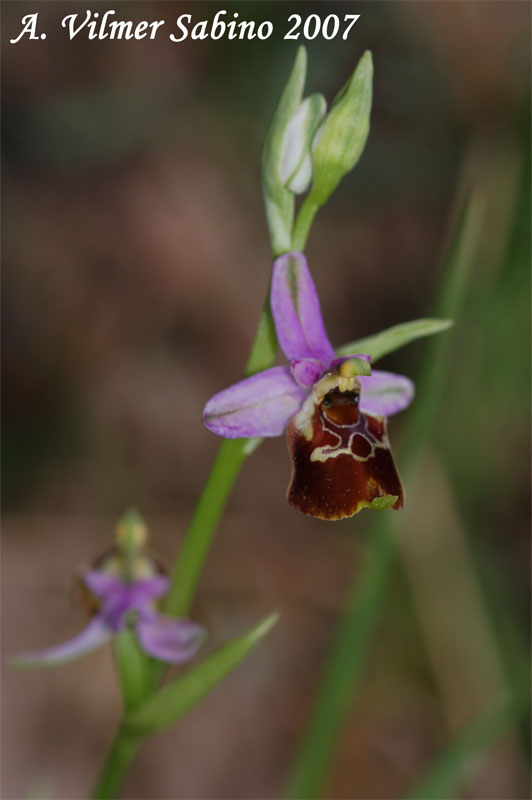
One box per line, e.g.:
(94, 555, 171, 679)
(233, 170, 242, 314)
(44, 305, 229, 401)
(124, 613, 279, 734)
(310, 50, 373, 206)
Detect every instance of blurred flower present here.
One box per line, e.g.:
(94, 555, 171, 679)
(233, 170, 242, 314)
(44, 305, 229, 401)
(13, 512, 205, 667)
(203, 253, 414, 519)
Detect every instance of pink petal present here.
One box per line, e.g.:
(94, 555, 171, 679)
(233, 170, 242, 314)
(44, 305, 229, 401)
(136, 616, 205, 663)
(271, 253, 335, 365)
(359, 370, 414, 417)
(83, 570, 127, 599)
(290, 358, 323, 387)
(129, 576, 170, 605)
(11, 618, 110, 668)
(203, 366, 306, 438)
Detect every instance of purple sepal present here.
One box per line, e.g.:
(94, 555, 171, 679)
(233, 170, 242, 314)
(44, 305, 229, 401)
(203, 366, 305, 438)
(136, 616, 206, 663)
(84, 571, 170, 632)
(359, 370, 415, 417)
(84, 571, 169, 602)
(83, 571, 123, 598)
(11, 618, 110, 668)
(271, 253, 335, 364)
(126, 576, 170, 604)
(290, 358, 323, 387)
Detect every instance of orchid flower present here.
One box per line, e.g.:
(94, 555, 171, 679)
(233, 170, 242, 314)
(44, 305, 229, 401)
(203, 253, 414, 520)
(13, 515, 205, 668)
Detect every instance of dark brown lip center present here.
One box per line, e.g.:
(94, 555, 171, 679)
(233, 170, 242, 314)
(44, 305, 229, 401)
(320, 389, 360, 426)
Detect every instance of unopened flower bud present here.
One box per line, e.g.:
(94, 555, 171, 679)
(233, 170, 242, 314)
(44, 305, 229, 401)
(310, 51, 373, 206)
(261, 47, 307, 253)
(279, 93, 326, 194)
(116, 508, 148, 553)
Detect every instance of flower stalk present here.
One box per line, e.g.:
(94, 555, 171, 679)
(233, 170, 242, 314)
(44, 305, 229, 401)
(291, 195, 320, 252)
(91, 727, 142, 800)
(165, 438, 255, 617)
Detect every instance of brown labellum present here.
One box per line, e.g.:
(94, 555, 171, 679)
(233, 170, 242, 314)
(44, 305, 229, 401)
(287, 389, 404, 520)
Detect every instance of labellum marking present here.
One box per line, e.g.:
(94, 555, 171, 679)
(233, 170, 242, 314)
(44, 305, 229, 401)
(287, 387, 404, 520)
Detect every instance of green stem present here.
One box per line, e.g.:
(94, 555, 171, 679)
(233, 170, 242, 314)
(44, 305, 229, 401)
(163, 301, 278, 619)
(166, 303, 278, 619)
(291, 195, 320, 251)
(165, 437, 249, 617)
(146, 305, 277, 693)
(91, 727, 142, 800)
(113, 632, 150, 712)
(94, 283, 280, 798)
(284, 185, 486, 799)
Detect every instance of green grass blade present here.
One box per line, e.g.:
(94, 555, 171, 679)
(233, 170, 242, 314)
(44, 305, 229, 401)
(125, 613, 279, 735)
(284, 517, 394, 799)
(404, 671, 531, 800)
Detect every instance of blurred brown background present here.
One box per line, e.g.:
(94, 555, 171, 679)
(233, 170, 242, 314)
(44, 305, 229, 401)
(2, 2, 530, 798)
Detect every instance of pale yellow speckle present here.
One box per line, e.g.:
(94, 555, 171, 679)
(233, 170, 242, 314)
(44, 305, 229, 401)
(339, 360, 353, 378)
(115, 510, 148, 551)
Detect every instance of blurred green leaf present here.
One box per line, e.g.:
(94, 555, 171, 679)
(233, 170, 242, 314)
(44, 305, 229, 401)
(126, 613, 279, 734)
(336, 318, 453, 362)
